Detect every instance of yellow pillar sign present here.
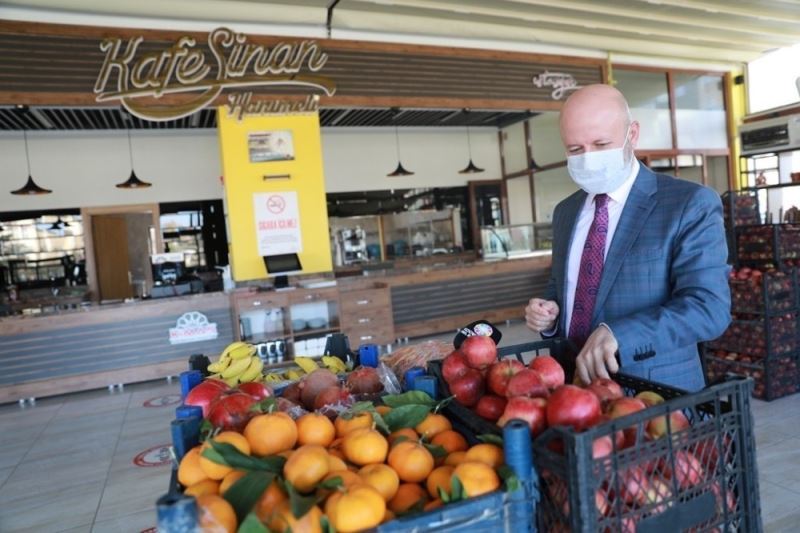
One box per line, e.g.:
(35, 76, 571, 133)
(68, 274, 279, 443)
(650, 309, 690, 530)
(218, 108, 332, 281)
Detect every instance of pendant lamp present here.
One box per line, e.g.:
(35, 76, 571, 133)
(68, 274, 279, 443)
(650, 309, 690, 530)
(458, 119, 484, 174)
(11, 129, 51, 195)
(116, 121, 152, 189)
(49, 216, 70, 230)
(387, 111, 414, 177)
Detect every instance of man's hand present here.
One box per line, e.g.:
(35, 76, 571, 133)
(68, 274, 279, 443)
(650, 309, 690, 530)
(525, 298, 559, 333)
(576, 325, 620, 384)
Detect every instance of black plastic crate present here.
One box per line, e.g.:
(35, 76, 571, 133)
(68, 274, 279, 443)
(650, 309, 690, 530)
(703, 347, 800, 401)
(722, 191, 761, 229)
(430, 340, 762, 533)
(734, 224, 800, 269)
(729, 268, 798, 315)
(707, 312, 798, 358)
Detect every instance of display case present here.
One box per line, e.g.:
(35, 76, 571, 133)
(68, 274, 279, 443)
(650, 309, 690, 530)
(329, 215, 382, 266)
(382, 208, 460, 258)
(479, 223, 552, 259)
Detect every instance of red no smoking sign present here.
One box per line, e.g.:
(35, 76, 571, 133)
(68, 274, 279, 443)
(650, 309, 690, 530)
(267, 195, 286, 214)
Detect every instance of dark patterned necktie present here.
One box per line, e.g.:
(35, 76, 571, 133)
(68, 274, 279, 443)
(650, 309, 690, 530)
(568, 193, 609, 348)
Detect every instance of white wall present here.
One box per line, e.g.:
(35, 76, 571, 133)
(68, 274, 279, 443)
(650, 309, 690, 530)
(507, 177, 533, 225)
(0, 126, 501, 212)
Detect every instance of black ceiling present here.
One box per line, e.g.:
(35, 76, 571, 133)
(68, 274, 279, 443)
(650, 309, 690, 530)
(0, 106, 533, 131)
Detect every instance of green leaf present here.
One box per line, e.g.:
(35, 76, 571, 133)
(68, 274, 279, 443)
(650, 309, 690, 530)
(317, 476, 344, 490)
(285, 481, 319, 519)
(382, 391, 436, 408)
(237, 511, 270, 533)
(433, 395, 455, 414)
(199, 419, 215, 442)
(497, 465, 521, 492)
(340, 401, 374, 419)
(437, 485, 451, 503)
(391, 435, 412, 445)
(423, 442, 448, 459)
(396, 499, 426, 517)
(320, 515, 336, 533)
(477, 434, 504, 446)
(250, 397, 277, 414)
(222, 471, 274, 524)
(204, 441, 286, 473)
(449, 475, 466, 503)
(384, 404, 432, 432)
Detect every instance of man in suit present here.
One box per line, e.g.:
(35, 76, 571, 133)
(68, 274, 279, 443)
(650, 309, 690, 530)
(525, 84, 730, 391)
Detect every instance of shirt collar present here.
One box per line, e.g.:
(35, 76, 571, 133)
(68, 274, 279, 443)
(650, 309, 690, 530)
(587, 160, 640, 206)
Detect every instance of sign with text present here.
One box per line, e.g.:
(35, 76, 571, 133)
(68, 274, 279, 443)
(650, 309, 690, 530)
(168, 311, 219, 345)
(254, 191, 302, 256)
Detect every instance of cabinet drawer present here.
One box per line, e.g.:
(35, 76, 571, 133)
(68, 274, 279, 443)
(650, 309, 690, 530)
(343, 324, 395, 345)
(236, 293, 288, 311)
(341, 308, 392, 330)
(340, 289, 391, 313)
(290, 288, 339, 305)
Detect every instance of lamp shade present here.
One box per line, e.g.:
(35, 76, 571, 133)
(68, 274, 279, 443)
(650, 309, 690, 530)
(387, 161, 415, 177)
(458, 159, 484, 174)
(11, 175, 52, 195)
(116, 170, 152, 189)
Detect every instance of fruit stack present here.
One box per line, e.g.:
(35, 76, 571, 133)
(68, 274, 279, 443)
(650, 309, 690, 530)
(434, 340, 761, 532)
(702, 266, 800, 400)
(721, 190, 760, 229)
(175, 391, 521, 533)
(207, 342, 264, 387)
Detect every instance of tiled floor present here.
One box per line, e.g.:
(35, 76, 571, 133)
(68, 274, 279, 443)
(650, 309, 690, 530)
(0, 320, 797, 532)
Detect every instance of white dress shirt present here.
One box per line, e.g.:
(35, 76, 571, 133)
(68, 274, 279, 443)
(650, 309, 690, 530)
(563, 161, 640, 335)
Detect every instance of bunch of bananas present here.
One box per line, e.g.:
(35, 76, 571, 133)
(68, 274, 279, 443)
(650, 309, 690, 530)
(207, 342, 264, 387)
(263, 355, 349, 384)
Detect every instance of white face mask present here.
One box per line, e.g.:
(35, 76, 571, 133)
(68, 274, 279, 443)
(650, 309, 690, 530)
(566, 126, 634, 195)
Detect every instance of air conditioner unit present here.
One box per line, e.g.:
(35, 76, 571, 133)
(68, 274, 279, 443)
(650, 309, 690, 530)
(740, 114, 800, 156)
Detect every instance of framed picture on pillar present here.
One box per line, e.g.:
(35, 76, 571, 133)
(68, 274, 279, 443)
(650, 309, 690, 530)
(247, 130, 295, 163)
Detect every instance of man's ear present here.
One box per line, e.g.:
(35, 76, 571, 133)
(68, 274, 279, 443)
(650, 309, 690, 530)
(629, 120, 641, 150)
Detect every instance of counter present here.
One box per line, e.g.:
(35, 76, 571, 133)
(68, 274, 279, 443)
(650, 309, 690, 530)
(0, 292, 234, 403)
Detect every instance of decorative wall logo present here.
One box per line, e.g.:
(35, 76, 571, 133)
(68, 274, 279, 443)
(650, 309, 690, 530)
(94, 27, 336, 121)
(532, 70, 581, 100)
(169, 311, 219, 345)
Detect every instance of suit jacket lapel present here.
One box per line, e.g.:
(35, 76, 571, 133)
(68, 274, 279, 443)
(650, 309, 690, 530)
(591, 165, 658, 325)
(557, 190, 586, 332)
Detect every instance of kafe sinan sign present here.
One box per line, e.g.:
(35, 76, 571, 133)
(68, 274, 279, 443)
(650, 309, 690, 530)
(93, 27, 337, 121)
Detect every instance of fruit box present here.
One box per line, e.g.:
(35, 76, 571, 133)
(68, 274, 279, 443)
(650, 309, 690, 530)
(430, 340, 762, 533)
(722, 191, 761, 229)
(702, 348, 800, 401)
(729, 268, 798, 315)
(707, 312, 798, 358)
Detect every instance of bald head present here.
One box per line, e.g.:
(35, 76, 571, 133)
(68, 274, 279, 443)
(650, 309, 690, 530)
(560, 84, 639, 156)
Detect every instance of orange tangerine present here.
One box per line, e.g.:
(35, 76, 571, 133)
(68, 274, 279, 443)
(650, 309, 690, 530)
(388, 483, 429, 514)
(426, 465, 455, 499)
(196, 494, 237, 533)
(199, 432, 251, 480)
(376, 405, 392, 416)
(219, 470, 246, 494)
(328, 454, 348, 472)
(388, 427, 418, 446)
(283, 444, 331, 493)
(178, 446, 208, 487)
(359, 463, 400, 502)
(343, 428, 389, 466)
(317, 470, 363, 502)
(431, 430, 468, 454)
(382, 509, 396, 524)
(465, 443, 504, 469)
(453, 461, 501, 497)
(325, 483, 387, 533)
(387, 440, 435, 483)
(444, 451, 468, 466)
(267, 500, 323, 533)
(335, 412, 373, 438)
(244, 412, 297, 456)
(296, 413, 336, 447)
(424, 498, 444, 511)
(254, 481, 288, 523)
(415, 413, 452, 439)
(184, 479, 219, 497)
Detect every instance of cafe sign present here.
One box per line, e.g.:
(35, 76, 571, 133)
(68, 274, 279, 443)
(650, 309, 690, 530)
(93, 27, 336, 121)
(532, 70, 581, 100)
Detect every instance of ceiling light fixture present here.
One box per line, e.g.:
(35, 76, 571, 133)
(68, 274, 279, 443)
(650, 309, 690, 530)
(116, 117, 152, 189)
(387, 109, 414, 177)
(458, 110, 484, 174)
(11, 128, 52, 195)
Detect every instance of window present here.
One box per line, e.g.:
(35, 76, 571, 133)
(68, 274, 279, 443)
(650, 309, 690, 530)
(615, 69, 673, 150)
(747, 44, 800, 114)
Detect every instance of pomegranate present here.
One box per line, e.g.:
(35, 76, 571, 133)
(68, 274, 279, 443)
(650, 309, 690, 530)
(207, 391, 258, 431)
(460, 335, 497, 370)
(529, 356, 565, 389)
(313, 386, 354, 412)
(498, 396, 547, 437)
(281, 382, 302, 403)
(238, 382, 273, 401)
(299, 369, 339, 409)
(506, 369, 549, 399)
(346, 367, 383, 394)
(546, 385, 601, 432)
(184, 379, 229, 417)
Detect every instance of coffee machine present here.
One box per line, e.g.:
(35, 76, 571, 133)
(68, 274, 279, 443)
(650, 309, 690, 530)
(337, 227, 368, 265)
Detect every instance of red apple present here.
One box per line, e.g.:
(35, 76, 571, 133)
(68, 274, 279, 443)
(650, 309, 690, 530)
(507, 369, 549, 399)
(607, 397, 647, 448)
(497, 396, 547, 437)
(635, 390, 665, 407)
(665, 451, 705, 490)
(460, 335, 498, 370)
(590, 378, 624, 401)
(546, 385, 602, 432)
(646, 410, 690, 440)
(450, 368, 485, 406)
(237, 381, 273, 401)
(184, 379, 229, 417)
(598, 414, 626, 449)
(475, 394, 508, 422)
(587, 383, 617, 405)
(207, 390, 258, 431)
(442, 351, 470, 383)
(529, 355, 566, 389)
(487, 358, 525, 396)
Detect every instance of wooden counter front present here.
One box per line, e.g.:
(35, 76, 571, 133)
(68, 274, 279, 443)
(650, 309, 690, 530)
(0, 292, 234, 403)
